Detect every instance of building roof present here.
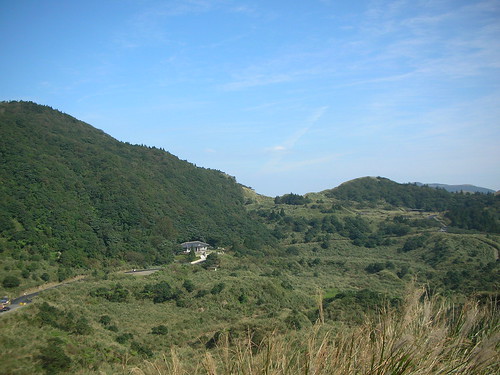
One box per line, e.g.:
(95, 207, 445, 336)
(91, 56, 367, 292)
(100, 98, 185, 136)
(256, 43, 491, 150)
(181, 241, 209, 248)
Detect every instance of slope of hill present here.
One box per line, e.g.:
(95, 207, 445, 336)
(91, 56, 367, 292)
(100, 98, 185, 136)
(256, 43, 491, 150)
(321, 177, 499, 233)
(0, 105, 498, 374)
(0, 101, 274, 281)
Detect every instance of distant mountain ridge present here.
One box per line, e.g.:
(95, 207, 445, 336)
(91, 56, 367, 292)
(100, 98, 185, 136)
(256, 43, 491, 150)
(413, 182, 495, 194)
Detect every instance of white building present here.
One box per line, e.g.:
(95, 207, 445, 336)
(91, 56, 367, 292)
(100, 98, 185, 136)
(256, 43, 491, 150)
(181, 241, 209, 254)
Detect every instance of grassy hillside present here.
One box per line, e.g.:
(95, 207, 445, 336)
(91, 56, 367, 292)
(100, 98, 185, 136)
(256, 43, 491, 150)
(0, 101, 275, 294)
(0, 104, 498, 374)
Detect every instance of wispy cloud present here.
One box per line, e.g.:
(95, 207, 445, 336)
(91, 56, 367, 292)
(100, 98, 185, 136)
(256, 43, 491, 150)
(259, 106, 329, 174)
(271, 106, 328, 152)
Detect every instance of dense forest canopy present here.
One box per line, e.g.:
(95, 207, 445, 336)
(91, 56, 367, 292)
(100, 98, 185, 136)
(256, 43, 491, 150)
(0, 101, 275, 270)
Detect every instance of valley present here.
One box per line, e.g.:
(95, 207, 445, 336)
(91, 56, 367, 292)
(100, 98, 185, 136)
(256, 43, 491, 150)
(0, 101, 498, 374)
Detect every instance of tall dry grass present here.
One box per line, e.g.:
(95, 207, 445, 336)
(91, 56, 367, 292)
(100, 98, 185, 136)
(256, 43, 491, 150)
(130, 287, 499, 375)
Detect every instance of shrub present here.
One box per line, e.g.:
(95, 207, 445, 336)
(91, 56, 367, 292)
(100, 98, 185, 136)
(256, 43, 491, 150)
(210, 282, 225, 295)
(2, 275, 20, 288)
(183, 279, 195, 293)
(131, 341, 153, 358)
(37, 338, 71, 374)
(99, 315, 112, 326)
(151, 325, 169, 335)
(116, 333, 133, 344)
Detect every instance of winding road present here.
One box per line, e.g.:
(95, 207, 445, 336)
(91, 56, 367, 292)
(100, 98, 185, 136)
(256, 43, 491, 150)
(1, 268, 160, 316)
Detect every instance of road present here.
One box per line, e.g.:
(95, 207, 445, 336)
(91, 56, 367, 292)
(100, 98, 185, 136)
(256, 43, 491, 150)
(123, 268, 160, 276)
(1, 285, 62, 315)
(1, 268, 160, 316)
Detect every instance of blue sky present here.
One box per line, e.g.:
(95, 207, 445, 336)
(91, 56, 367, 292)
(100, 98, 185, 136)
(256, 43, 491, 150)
(1, 0, 499, 196)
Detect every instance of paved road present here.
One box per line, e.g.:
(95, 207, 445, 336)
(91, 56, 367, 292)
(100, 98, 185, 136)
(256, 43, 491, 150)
(1, 290, 43, 315)
(1, 268, 161, 316)
(123, 268, 160, 275)
(1, 278, 85, 316)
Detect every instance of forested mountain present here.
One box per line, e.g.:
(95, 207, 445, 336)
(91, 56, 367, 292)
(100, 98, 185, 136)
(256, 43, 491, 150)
(323, 177, 499, 233)
(0, 101, 275, 270)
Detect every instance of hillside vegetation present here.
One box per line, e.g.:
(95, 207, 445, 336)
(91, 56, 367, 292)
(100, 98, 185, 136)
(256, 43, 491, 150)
(0, 101, 274, 292)
(0, 102, 498, 374)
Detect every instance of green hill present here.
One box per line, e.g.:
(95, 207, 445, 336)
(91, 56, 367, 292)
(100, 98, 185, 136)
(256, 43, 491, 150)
(0, 103, 498, 375)
(323, 177, 499, 233)
(0, 101, 274, 280)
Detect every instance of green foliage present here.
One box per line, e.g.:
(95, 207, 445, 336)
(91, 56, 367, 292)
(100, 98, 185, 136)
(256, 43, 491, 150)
(445, 194, 500, 233)
(323, 289, 401, 323)
(325, 177, 499, 233)
(284, 310, 311, 330)
(274, 193, 311, 205)
(151, 325, 169, 335)
(0, 101, 275, 277)
(89, 283, 129, 302)
(183, 279, 195, 292)
(36, 301, 92, 335)
(130, 341, 154, 358)
(99, 315, 112, 326)
(2, 275, 20, 288)
(142, 281, 176, 303)
(402, 234, 427, 252)
(202, 253, 220, 269)
(325, 177, 451, 210)
(37, 338, 72, 374)
(210, 282, 225, 294)
(116, 333, 134, 344)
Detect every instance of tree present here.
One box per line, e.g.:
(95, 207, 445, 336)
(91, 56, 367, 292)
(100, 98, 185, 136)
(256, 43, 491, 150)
(183, 279, 195, 293)
(274, 193, 310, 205)
(37, 338, 71, 374)
(2, 275, 20, 288)
(210, 282, 225, 294)
(151, 325, 168, 335)
(203, 253, 220, 269)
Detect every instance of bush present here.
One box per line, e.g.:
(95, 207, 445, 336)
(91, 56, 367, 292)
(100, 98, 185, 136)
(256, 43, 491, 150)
(151, 325, 168, 335)
(365, 263, 385, 274)
(274, 193, 310, 205)
(2, 275, 20, 288)
(203, 253, 220, 269)
(116, 333, 133, 344)
(142, 281, 174, 303)
(131, 341, 153, 358)
(211, 282, 225, 295)
(99, 315, 112, 326)
(37, 338, 71, 374)
(89, 284, 129, 302)
(183, 279, 195, 293)
(402, 235, 426, 252)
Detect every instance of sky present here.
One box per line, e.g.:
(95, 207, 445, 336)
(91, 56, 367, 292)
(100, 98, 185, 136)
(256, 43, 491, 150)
(1, 0, 499, 196)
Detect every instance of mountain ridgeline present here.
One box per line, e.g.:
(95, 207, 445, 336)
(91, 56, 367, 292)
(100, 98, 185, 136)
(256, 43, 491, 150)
(0, 101, 275, 269)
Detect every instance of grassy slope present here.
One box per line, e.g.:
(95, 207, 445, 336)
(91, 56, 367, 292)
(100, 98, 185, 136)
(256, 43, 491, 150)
(1, 105, 498, 374)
